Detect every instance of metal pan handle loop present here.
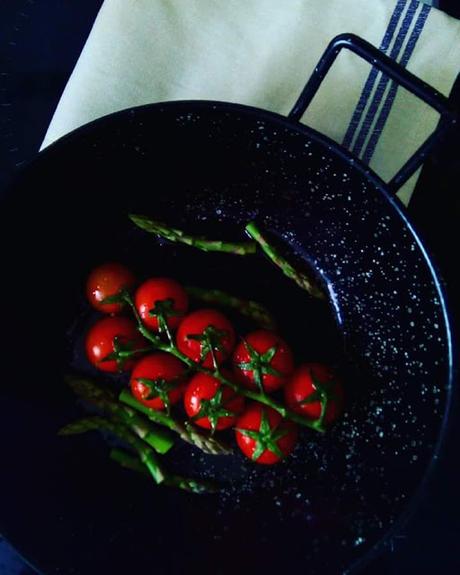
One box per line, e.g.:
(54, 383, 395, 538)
(289, 33, 457, 194)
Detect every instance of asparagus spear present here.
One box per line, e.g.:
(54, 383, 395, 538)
(129, 214, 256, 256)
(165, 473, 218, 494)
(60, 419, 216, 493)
(186, 286, 276, 330)
(59, 416, 165, 484)
(119, 389, 232, 455)
(110, 448, 218, 494)
(65, 375, 174, 454)
(245, 221, 325, 300)
(110, 447, 147, 474)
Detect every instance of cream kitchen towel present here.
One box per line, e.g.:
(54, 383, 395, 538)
(41, 0, 460, 205)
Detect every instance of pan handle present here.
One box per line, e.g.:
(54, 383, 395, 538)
(288, 33, 457, 194)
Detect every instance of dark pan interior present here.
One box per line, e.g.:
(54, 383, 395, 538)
(0, 102, 452, 575)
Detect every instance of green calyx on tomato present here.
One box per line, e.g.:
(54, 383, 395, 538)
(135, 278, 189, 333)
(187, 325, 229, 367)
(236, 408, 288, 461)
(191, 387, 238, 434)
(134, 376, 180, 414)
(148, 298, 182, 336)
(100, 289, 130, 307)
(235, 341, 281, 393)
(298, 370, 341, 425)
(99, 335, 146, 371)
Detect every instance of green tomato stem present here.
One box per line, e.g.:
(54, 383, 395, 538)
(122, 293, 325, 433)
(129, 214, 257, 256)
(157, 345, 324, 431)
(118, 347, 153, 359)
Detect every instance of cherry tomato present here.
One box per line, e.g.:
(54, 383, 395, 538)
(86, 262, 136, 314)
(85, 316, 146, 373)
(235, 403, 298, 464)
(135, 278, 188, 332)
(176, 309, 236, 368)
(130, 352, 186, 411)
(284, 363, 344, 425)
(232, 330, 294, 393)
(184, 371, 245, 431)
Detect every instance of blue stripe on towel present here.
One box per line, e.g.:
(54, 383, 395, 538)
(351, 0, 420, 157)
(342, 0, 406, 149)
(361, 3, 431, 164)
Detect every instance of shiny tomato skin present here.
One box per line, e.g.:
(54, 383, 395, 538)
(232, 330, 294, 393)
(284, 363, 344, 424)
(86, 262, 136, 314)
(184, 371, 245, 430)
(130, 352, 186, 411)
(235, 403, 298, 464)
(85, 316, 145, 373)
(176, 309, 236, 368)
(135, 278, 189, 332)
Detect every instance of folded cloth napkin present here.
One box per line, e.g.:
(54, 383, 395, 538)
(41, 0, 460, 205)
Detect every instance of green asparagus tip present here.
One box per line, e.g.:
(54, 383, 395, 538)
(109, 448, 148, 474)
(128, 213, 144, 224)
(57, 419, 98, 436)
(57, 427, 73, 436)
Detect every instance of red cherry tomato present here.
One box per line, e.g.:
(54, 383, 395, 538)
(232, 330, 294, 393)
(184, 371, 245, 431)
(130, 352, 186, 411)
(85, 316, 146, 373)
(235, 403, 298, 465)
(284, 363, 344, 425)
(176, 309, 236, 368)
(135, 278, 188, 332)
(86, 262, 136, 314)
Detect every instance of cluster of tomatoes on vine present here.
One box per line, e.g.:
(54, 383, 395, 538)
(84, 262, 344, 465)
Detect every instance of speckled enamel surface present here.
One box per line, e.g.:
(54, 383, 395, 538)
(0, 101, 452, 575)
(142, 104, 451, 568)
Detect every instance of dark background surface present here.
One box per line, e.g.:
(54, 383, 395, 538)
(0, 1, 459, 574)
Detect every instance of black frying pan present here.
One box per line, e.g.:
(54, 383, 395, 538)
(0, 34, 456, 575)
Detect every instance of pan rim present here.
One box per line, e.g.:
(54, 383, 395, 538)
(1, 98, 456, 575)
